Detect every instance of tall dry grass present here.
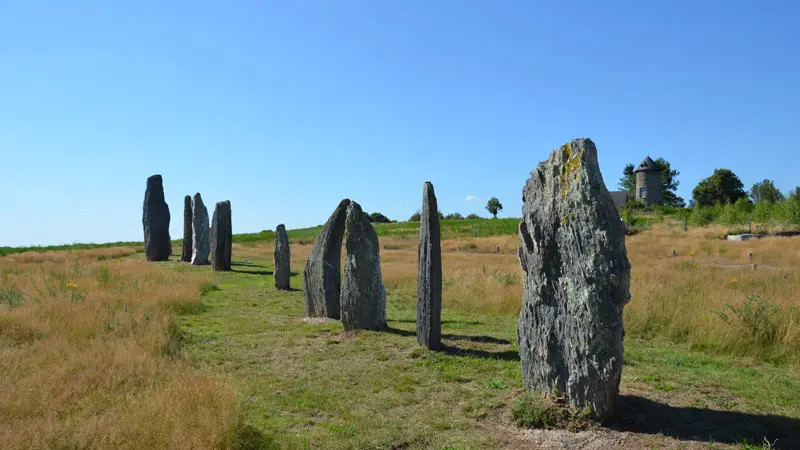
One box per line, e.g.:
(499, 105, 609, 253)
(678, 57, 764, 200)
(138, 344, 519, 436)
(381, 227, 800, 359)
(0, 249, 240, 449)
(242, 226, 800, 360)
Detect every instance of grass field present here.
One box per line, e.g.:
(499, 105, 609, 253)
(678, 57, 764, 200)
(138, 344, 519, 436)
(2, 218, 799, 449)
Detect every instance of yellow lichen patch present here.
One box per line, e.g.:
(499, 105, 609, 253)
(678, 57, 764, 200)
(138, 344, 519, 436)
(559, 142, 584, 198)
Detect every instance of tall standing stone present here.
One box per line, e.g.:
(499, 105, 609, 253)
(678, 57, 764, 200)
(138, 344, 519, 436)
(191, 193, 210, 265)
(274, 224, 291, 290)
(417, 182, 442, 350)
(517, 138, 631, 421)
(211, 200, 232, 271)
(181, 195, 192, 262)
(142, 174, 172, 261)
(341, 201, 386, 331)
(303, 199, 350, 318)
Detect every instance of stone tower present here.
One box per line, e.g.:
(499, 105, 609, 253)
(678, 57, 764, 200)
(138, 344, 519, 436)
(634, 156, 662, 205)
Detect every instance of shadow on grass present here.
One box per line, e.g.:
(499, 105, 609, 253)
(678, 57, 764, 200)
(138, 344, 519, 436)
(234, 424, 276, 450)
(231, 269, 274, 276)
(609, 395, 800, 449)
(232, 262, 269, 268)
(392, 319, 483, 326)
(443, 334, 509, 345)
(440, 344, 519, 361)
(382, 327, 518, 360)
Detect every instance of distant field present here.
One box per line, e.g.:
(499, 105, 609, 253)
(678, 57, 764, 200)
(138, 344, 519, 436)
(0, 218, 521, 256)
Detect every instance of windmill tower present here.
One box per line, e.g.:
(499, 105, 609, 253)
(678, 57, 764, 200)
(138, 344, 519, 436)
(634, 156, 663, 205)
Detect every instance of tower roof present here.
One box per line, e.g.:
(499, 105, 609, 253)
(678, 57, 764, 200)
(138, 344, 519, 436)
(634, 156, 662, 173)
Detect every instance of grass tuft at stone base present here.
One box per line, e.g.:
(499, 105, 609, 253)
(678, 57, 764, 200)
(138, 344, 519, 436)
(511, 392, 594, 431)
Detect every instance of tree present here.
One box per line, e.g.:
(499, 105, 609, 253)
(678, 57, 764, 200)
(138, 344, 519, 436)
(466, 213, 482, 220)
(444, 213, 464, 220)
(692, 169, 748, 207)
(438, 211, 444, 220)
(618, 158, 684, 207)
(368, 212, 391, 223)
(750, 179, 784, 203)
(485, 197, 503, 218)
(789, 187, 800, 201)
(618, 164, 636, 195)
(409, 211, 421, 222)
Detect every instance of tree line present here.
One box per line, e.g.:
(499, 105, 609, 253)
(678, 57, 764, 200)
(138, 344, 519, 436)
(618, 157, 800, 226)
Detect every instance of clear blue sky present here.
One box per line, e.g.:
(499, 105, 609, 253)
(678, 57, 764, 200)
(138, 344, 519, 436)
(2, 1, 798, 247)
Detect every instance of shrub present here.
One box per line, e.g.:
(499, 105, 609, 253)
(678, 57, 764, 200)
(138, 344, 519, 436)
(466, 213, 482, 220)
(368, 212, 391, 223)
(444, 213, 464, 220)
(408, 211, 421, 222)
(511, 393, 562, 429)
(716, 295, 782, 347)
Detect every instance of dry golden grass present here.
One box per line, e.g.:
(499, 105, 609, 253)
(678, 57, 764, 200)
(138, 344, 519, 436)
(0, 248, 240, 449)
(625, 224, 800, 359)
(248, 225, 800, 359)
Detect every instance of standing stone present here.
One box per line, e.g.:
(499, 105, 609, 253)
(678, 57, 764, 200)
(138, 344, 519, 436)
(303, 199, 350, 318)
(181, 195, 192, 262)
(142, 174, 172, 261)
(517, 138, 631, 421)
(341, 201, 386, 331)
(417, 182, 442, 350)
(274, 224, 291, 290)
(210, 200, 232, 271)
(191, 193, 210, 265)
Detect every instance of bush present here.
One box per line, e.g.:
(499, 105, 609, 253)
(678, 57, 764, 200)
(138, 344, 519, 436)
(511, 393, 592, 430)
(716, 295, 782, 347)
(408, 211, 421, 222)
(368, 212, 391, 223)
(466, 213, 482, 220)
(444, 213, 464, 220)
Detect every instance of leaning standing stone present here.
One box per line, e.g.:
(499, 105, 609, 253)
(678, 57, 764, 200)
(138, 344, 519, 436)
(417, 182, 442, 350)
(142, 174, 172, 261)
(303, 199, 350, 318)
(341, 201, 386, 331)
(181, 195, 192, 262)
(191, 193, 210, 265)
(211, 200, 232, 271)
(274, 224, 291, 290)
(517, 138, 631, 421)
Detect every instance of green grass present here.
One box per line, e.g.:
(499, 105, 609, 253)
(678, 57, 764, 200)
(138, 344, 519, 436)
(173, 254, 800, 449)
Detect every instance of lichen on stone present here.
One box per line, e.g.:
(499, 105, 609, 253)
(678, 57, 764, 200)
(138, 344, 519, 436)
(559, 143, 584, 199)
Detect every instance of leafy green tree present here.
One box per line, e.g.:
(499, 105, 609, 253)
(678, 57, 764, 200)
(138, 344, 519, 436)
(368, 212, 391, 223)
(691, 169, 748, 207)
(618, 164, 636, 195)
(438, 211, 445, 220)
(444, 213, 464, 220)
(466, 213, 482, 220)
(409, 211, 421, 222)
(789, 187, 800, 201)
(750, 179, 784, 203)
(485, 197, 503, 218)
(618, 158, 684, 207)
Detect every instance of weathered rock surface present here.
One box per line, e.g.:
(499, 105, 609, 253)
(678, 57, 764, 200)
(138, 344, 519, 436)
(211, 200, 232, 271)
(181, 195, 192, 262)
(517, 138, 631, 421)
(191, 193, 210, 265)
(142, 174, 172, 261)
(341, 201, 386, 331)
(303, 199, 350, 318)
(417, 182, 442, 350)
(274, 224, 291, 290)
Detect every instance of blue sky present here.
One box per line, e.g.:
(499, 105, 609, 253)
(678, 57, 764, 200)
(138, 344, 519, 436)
(1, 1, 798, 247)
